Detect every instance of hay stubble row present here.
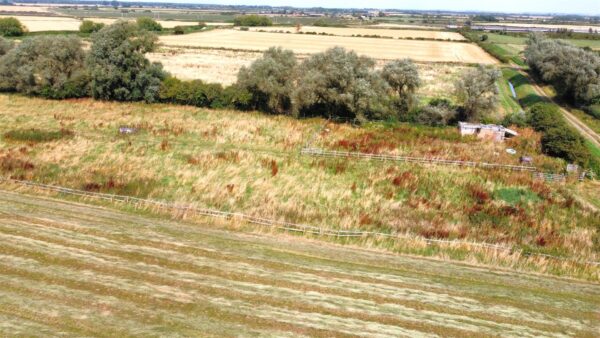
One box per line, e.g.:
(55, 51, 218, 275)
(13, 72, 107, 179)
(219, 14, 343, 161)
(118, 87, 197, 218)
(159, 29, 498, 64)
(0, 191, 598, 336)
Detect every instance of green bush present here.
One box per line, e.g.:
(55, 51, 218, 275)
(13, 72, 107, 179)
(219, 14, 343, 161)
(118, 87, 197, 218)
(541, 127, 590, 166)
(79, 20, 105, 34)
(585, 104, 600, 119)
(158, 77, 251, 110)
(0, 17, 25, 37)
(233, 15, 272, 27)
(136, 17, 162, 31)
(173, 26, 185, 35)
(528, 103, 563, 132)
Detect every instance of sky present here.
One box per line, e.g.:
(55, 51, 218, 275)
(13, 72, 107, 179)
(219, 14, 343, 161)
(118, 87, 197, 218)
(128, 1, 600, 15)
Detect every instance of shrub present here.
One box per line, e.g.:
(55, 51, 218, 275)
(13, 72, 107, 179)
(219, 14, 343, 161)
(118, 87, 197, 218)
(136, 17, 162, 31)
(159, 77, 251, 109)
(416, 104, 457, 127)
(292, 47, 390, 122)
(87, 21, 166, 102)
(541, 127, 590, 166)
(585, 104, 600, 119)
(173, 26, 185, 35)
(233, 15, 272, 27)
(237, 47, 297, 114)
(528, 103, 563, 132)
(502, 110, 529, 128)
(0, 17, 25, 37)
(0, 36, 13, 56)
(4, 128, 74, 143)
(79, 20, 104, 33)
(0, 36, 88, 98)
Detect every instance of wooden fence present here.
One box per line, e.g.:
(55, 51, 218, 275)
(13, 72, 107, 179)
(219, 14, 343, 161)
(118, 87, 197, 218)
(1, 177, 598, 267)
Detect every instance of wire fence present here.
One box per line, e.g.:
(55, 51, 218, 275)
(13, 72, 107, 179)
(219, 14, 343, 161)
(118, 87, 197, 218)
(2, 177, 598, 267)
(301, 147, 539, 172)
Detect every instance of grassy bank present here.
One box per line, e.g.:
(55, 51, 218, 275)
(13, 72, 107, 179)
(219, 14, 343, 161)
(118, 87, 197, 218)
(1, 94, 599, 278)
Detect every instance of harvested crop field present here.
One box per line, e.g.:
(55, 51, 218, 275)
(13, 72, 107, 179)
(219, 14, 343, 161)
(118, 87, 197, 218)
(248, 26, 466, 40)
(148, 47, 467, 93)
(0, 15, 81, 31)
(0, 190, 598, 336)
(159, 29, 497, 64)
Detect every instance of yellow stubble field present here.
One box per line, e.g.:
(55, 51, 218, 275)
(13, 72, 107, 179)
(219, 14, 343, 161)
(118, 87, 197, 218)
(247, 25, 466, 40)
(159, 29, 497, 64)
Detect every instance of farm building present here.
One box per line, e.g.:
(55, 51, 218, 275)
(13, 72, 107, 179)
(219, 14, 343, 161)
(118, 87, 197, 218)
(458, 122, 518, 141)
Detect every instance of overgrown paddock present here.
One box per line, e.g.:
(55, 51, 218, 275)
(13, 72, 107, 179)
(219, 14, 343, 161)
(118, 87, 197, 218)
(1, 94, 599, 278)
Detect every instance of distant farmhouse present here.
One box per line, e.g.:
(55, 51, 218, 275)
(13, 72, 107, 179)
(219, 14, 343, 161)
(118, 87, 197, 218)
(458, 122, 518, 142)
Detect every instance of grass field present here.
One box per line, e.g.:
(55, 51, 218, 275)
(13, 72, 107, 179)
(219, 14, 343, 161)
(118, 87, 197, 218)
(474, 22, 600, 32)
(1, 94, 599, 279)
(159, 29, 498, 64)
(1, 190, 598, 336)
(248, 26, 466, 40)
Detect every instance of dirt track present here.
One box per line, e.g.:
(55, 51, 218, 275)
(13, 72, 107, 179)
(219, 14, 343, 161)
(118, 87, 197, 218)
(0, 190, 598, 336)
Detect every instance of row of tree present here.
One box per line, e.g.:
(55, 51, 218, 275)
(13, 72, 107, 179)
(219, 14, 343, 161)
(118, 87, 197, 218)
(0, 20, 500, 125)
(525, 34, 600, 107)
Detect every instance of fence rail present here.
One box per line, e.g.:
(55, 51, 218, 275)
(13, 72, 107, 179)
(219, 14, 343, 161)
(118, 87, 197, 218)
(2, 177, 598, 267)
(301, 147, 539, 172)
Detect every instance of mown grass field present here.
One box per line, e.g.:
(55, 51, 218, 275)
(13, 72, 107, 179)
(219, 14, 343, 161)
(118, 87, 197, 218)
(0, 190, 599, 336)
(1, 94, 599, 279)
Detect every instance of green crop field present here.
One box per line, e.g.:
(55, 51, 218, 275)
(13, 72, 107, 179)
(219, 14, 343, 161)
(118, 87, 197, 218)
(0, 190, 598, 336)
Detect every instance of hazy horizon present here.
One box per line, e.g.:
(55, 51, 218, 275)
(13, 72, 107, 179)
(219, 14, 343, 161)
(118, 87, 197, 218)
(118, 0, 600, 16)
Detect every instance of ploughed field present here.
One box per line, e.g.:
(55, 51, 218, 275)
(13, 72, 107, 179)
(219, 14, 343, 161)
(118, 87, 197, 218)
(0, 190, 598, 337)
(158, 29, 498, 64)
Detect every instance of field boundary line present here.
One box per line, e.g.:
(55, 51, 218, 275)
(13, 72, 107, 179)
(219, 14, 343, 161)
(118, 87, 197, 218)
(1, 177, 598, 267)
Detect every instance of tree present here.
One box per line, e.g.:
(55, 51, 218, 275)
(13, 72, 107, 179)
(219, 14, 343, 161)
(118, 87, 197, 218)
(237, 47, 297, 114)
(455, 65, 500, 122)
(0, 36, 13, 56)
(136, 17, 162, 31)
(292, 47, 390, 122)
(79, 20, 105, 33)
(0, 36, 88, 98)
(0, 17, 25, 37)
(527, 103, 563, 132)
(87, 21, 166, 102)
(525, 35, 600, 106)
(233, 15, 273, 27)
(381, 59, 420, 113)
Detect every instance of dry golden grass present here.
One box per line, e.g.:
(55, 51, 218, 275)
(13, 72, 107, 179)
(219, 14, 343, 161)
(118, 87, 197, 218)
(159, 29, 498, 64)
(0, 15, 81, 31)
(149, 47, 468, 90)
(248, 26, 466, 40)
(0, 5, 51, 13)
(1, 94, 598, 275)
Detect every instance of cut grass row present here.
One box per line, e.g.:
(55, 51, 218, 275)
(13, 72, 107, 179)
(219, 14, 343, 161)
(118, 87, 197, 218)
(0, 190, 598, 336)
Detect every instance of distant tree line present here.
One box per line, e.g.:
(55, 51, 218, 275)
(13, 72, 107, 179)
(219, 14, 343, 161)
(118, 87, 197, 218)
(233, 15, 273, 27)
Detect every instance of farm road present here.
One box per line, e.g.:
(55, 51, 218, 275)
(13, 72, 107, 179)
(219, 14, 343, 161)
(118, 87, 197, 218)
(0, 190, 599, 337)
